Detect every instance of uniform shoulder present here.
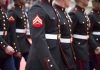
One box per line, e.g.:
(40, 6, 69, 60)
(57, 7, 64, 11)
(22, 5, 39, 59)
(69, 8, 78, 17)
(29, 1, 46, 16)
(31, 1, 42, 9)
(69, 8, 79, 18)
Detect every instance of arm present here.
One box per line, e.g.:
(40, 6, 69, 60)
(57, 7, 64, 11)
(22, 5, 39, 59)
(69, 12, 78, 34)
(0, 11, 15, 55)
(89, 14, 100, 54)
(28, 6, 59, 70)
(8, 10, 19, 52)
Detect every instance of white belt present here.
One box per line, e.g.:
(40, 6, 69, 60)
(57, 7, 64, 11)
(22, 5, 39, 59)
(45, 34, 58, 39)
(16, 29, 26, 33)
(26, 29, 30, 35)
(0, 31, 3, 35)
(92, 32, 100, 35)
(0, 31, 7, 35)
(60, 38, 72, 43)
(73, 34, 89, 40)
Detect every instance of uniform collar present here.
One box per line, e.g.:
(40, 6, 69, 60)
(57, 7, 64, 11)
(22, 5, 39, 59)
(15, 4, 23, 9)
(93, 9, 100, 15)
(53, 4, 65, 12)
(74, 5, 85, 13)
(15, 5, 24, 11)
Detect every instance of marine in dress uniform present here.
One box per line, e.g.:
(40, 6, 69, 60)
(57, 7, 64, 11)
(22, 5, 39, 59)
(89, 0, 100, 70)
(26, 0, 68, 70)
(8, 0, 31, 69)
(69, 0, 91, 70)
(0, 0, 16, 70)
(52, 0, 76, 70)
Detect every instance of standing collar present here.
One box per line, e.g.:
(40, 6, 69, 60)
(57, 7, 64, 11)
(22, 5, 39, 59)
(93, 9, 100, 15)
(74, 5, 85, 12)
(53, 1, 65, 12)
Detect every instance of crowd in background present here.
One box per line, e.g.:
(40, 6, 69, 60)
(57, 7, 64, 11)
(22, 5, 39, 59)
(4, 0, 92, 13)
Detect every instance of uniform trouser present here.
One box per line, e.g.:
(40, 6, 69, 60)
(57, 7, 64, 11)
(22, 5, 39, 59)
(73, 39, 89, 70)
(2, 56, 16, 70)
(95, 66, 100, 70)
(75, 59, 89, 70)
(90, 53, 100, 70)
(50, 47, 67, 70)
(14, 52, 29, 70)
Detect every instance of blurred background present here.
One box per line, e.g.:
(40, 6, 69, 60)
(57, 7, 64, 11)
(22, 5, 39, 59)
(6, 0, 92, 13)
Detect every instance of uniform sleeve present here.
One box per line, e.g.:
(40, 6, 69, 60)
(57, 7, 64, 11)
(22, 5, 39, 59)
(8, 10, 19, 52)
(69, 12, 78, 34)
(0, 12, 9, 49)
(89, 14, 98, 50)
(28, 6, 59, 70)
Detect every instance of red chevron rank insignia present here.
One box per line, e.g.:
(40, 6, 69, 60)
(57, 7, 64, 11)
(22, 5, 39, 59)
(32, 15, 43, 27)
(8, 16, 15, 23)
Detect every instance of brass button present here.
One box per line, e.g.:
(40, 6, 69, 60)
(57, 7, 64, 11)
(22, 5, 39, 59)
(24, 22, 26, 24)
(66, 16, 68, 18)
(70, 29, 72, 32)
(24, 19, 26, 21)
(15, 47, 16, 49)
(3, 45, 6, 47)
(3, 27, 6, 30)
(3, 20, 5, 22)
(68, 20, 70, 22)
(21, 17, 23, 19)
(16, 50, 18, 52)
(69, 24, 71, 27)
(14, 43, 16, 45)
(48, 46, 50, 49)
(87, 32, 89, 34)
(23, 15, 25, 17)
(2, 12, 4, 14)
(87, 28, 89, 30)
(78, 42, 80, 45)
(50, 64, 53, 67)
(83, 22, 85, 24)
(24, 26, 26, 28)
(3, 16, 5, 18)
(3, 24, 5, 26)
(87, 20, 89, 22)
(96, 38, 98, 41)
(48, 59, 50, 62)
(0, 42, 3, 44)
